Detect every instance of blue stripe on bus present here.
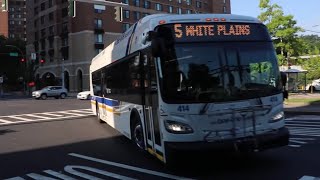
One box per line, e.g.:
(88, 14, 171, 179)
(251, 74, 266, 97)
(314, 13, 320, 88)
(92, 96, 119, 107)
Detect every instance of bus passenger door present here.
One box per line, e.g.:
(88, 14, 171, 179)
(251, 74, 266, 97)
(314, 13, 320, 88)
(142, 54, 164, 161)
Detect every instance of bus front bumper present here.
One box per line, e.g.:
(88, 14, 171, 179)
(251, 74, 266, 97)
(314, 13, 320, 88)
(165, 127, 289, 152)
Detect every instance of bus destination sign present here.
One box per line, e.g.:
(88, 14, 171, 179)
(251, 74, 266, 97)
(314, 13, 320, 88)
(169, 23, 270, 42)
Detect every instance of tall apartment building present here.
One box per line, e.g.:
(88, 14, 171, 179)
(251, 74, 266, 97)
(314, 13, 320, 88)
(26, 0, 231, 93)
(0, 1, 9, 37)
(0, 0, 26, 39)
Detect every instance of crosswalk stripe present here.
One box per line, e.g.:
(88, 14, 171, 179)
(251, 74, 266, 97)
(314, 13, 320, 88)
(9, 116, 34, 121)
(39, 113, 64, 117)
(0, 118, 13, 123)
(289, 139, 307, 144)
(23, 114, 51, 119)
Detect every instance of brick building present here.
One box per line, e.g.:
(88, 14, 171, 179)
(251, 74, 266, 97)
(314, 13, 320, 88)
(26, 0, 231, 93)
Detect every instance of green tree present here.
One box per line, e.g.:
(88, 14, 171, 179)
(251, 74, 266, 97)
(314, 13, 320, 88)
(258, 0, 303, 65)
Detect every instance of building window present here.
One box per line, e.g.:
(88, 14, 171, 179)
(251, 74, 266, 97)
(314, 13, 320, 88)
(34, 19, 38, 28)
(186, 9, 192, 14)
(41, 15, 45, 24)
(196, 1, 201, 8)
(49, 12, 54, 21)
(223, 0, 226, 3)
(41, 28, 46, 37)
(49, 0, 53, 7)
(133, 0, 140, 6)
(9, 7, 14, 12)
(143, 0, 150, 9)
(40, 2, 45, 11)
(177, 8, 182, 14)
(9, 34, 15, 38)
(95, 34, 103, 44)
(49, 38, 54, 48)
(95, 19, 102, 28)
(122, 23, 130, 32)
(186, 0, 191, 5)
(49, 26, 54, 35)
(62, 8, 68, 17)
(94, 4, 105, 13)
(155, 3, 162, 11)
(223, 6, 227, 13)
(61, 38, 68, 47)
(34, 7, 38, 15)
(134, 11, 140, 20)
(168, 6, 173, 13)
(123, 10, 130, 19)
(122, 0, 129, 4)
(177, 0, 182, 3)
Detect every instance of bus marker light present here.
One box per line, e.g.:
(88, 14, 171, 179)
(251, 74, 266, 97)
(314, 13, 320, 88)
(205, 18, 212, 22)
(213, 18, 219, 22)
(221, 18, 226, 21)
(159, 20, 166, 24)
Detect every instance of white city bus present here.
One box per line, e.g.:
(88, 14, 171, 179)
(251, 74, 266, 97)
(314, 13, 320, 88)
(90, 13, 289, 164)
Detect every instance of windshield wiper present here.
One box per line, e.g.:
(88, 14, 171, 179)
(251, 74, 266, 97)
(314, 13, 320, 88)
(199, 103, 209, 115)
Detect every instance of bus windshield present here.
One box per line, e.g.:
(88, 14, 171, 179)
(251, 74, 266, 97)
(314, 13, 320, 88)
(158, 42, 282, 103)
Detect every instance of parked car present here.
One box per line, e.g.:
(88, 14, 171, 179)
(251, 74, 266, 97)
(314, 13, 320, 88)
(306, 79, 320, 92)
(77, 91, 91, 100)
(32, 86, 68, 100)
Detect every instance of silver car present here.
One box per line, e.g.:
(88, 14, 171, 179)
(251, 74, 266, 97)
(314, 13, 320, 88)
(32, 86, 68, 100)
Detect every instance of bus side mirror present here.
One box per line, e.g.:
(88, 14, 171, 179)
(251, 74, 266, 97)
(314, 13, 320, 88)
(151, 37, 166, 57)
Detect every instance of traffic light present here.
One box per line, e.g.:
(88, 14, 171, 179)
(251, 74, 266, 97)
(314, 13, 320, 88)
(68, 0, 76, 17)
(1, 0, 8, 11)
(40, 59, 45, 64)
(114, 6, 123, 22)
(20, 58, 25, 62)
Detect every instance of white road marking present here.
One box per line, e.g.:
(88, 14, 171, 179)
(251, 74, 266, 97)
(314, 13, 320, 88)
(69, 153, 194, 180)
(0, 118, 13, 123)
(23, 114, 51, 119)
(64, 165, 137, 180)
(0, 109, 93, 126)
(9, 116, 34, 121)
(288, 144, 301, 148)
(299, 175, 320, 180)
(289, 139, 308, 144)
(291, 137, 316, 140)
(43, 170, 77, 180)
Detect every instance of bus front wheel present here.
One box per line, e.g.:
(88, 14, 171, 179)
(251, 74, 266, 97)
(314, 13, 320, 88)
(132, 118, 145, 150)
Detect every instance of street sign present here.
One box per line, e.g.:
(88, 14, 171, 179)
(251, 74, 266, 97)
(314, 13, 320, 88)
(31, 53, 36, 60)
(9, 52, 19, 57)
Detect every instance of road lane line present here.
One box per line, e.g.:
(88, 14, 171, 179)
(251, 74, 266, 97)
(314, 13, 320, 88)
(69, 110, 94, 114)
(69, 153, 194, 180)
(59, 112, 87, 116)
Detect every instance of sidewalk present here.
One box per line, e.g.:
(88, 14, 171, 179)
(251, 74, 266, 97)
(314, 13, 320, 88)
(284, 92, 320, 115)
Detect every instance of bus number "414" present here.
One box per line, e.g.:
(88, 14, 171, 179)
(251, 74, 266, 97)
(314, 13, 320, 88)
(177, 105, 189, 112)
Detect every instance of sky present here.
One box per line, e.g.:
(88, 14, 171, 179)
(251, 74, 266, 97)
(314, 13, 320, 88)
(230, 0, 320, 35)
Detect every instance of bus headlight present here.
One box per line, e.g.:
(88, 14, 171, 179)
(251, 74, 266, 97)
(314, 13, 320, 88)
(164, 120, 193, 134)
(270, 112, 284, 123)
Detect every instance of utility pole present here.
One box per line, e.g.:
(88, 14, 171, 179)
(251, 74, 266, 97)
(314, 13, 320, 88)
(61, 58, 65, 88)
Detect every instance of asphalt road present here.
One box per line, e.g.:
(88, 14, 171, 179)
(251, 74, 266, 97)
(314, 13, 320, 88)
(0, 98, 320, 179)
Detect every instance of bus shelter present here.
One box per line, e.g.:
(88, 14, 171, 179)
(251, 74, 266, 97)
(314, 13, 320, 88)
(280, 66, 308, 92)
